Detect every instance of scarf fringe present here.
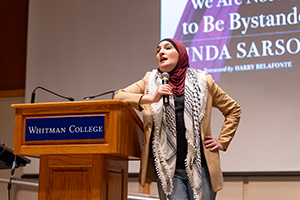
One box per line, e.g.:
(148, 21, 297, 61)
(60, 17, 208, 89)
(184, 69, 208, 200)
(148, 70, 174, 194)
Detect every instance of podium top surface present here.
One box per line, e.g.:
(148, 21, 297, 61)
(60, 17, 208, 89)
(12, 99, 128, 109)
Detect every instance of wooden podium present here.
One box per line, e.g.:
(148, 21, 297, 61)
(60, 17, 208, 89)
(12, 100, 143, 200)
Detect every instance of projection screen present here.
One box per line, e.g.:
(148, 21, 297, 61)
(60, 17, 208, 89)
(161, 0, 300, 172)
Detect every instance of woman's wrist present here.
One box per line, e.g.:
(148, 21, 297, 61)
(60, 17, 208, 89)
(139, 94, 154, 104)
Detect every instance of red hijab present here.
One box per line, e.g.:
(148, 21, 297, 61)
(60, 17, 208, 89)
(158, 38, 189, 96)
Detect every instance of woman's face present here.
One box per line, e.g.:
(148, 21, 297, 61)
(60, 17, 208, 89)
(156, 41, 179, 72)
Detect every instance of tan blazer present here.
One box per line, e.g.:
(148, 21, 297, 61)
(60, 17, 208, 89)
(114, 70, 241, 192)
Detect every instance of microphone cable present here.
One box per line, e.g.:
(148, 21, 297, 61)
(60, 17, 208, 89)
(0, 143, 6, 157)
(7, 154, 17, 200)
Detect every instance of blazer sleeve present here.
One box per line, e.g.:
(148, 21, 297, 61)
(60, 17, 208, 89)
(113, 72, 148, 111)
(207, 75, 242, 151)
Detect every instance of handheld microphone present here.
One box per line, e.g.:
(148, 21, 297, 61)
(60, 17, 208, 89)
(83, 90, 115, 100)
(161, 72, 170, 106)
(30, 86, 75, 103)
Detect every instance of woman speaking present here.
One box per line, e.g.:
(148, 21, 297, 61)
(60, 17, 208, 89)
(114, 38, 241, 200)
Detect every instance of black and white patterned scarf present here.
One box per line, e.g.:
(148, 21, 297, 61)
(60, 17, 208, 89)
(148, 68, 208, 200)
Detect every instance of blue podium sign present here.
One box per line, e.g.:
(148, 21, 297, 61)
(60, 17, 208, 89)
(25, 115, 105, 142)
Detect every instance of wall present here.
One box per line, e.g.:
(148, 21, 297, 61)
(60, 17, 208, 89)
(26, 0, 160, 102)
